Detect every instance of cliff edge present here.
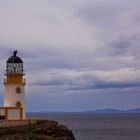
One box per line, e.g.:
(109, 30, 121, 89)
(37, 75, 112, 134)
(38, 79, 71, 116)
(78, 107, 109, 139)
(0, 120, 75, 140)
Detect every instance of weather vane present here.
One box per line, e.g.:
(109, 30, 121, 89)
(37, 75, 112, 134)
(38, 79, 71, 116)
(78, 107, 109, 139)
(13, 50, 17, 57)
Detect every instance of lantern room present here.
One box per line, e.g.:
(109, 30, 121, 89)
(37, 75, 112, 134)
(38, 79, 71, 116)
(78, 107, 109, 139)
(6, 50, 24, 75)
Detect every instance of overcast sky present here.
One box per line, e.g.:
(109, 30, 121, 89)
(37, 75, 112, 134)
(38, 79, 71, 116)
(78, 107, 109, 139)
(0, 0, 140, 112)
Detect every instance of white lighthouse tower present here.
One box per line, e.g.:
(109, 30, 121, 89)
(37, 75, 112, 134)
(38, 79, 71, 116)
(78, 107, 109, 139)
(3, 50, 26, 119)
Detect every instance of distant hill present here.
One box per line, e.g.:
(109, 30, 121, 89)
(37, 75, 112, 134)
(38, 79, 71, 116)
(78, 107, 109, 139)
(127, 108, 140, 112)
(27, 108, 140, 114)
(85, 108, 140, 113)
(95, 109, 122, 113)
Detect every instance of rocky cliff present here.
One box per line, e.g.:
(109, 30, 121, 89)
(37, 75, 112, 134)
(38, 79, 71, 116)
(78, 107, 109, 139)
(0, 120, 75, 140)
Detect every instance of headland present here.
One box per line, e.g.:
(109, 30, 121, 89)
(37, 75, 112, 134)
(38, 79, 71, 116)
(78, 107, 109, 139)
(0, 119, 75, 140)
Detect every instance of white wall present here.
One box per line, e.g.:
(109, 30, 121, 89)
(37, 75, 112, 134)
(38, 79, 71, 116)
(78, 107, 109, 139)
(0, 108, 22, 120)
(8, 109, 20, 120)
(4, 84, 25, 118)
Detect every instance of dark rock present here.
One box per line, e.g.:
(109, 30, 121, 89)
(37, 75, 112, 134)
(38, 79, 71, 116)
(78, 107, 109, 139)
(0, 120, 75, 140)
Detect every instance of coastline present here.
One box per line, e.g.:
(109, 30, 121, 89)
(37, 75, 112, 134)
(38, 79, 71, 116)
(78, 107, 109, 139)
(0, 119, 75, 140)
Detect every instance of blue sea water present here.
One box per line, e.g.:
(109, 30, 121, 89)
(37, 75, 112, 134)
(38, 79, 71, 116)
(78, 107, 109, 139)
(27, 113, 140, 140)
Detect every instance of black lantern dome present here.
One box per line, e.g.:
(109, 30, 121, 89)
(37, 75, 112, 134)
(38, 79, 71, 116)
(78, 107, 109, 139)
(6, 50, 24, 75)
(7, 50, 23, 63)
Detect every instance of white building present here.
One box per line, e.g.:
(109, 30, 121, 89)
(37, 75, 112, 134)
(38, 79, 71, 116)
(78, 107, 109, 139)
(0, 50, 26, 120)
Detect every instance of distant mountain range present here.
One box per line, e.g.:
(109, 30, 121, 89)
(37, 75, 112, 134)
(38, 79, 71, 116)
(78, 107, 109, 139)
(83, 108, 140, 113)
(28, 108, 140, 114)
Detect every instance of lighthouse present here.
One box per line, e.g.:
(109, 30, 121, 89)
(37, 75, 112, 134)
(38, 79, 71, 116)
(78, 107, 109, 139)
(3, 50, 26, 119)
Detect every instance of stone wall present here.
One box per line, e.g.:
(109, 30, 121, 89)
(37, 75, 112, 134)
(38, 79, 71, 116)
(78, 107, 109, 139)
(0, 119, 39, 127)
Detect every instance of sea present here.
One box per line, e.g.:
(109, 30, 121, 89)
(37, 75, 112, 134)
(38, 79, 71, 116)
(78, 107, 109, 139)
(27, 113, 140, 140)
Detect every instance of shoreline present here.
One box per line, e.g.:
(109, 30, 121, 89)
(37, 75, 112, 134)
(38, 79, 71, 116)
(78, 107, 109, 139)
(0, 119, 75, 140)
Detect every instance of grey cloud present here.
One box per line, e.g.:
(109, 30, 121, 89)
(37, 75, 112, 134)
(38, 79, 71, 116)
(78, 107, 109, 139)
(77, 2, 120, 28)
(109, 39, 132, 56)
(30, 79, 68, 86)
(68, 81, 140, 91)
(107, 35, 140, 58)
(77, 0, 140, 26)
(102, 36, 137, 56)
(0, 0, 140, 110)
(29, 68, 140, 93)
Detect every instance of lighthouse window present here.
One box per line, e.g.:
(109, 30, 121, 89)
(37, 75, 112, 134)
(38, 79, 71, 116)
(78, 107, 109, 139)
(15, 87, 22, 94)
(16, 101, 22, 107)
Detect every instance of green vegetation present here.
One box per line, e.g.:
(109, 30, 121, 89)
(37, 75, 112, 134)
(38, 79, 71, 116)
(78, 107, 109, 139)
(0, 120, 75, 140)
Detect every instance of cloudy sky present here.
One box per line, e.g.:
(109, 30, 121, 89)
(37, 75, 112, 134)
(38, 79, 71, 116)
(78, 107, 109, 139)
(0, 0, 140, 112)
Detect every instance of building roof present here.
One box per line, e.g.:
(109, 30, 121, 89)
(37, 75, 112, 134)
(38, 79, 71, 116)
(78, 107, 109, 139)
(7, 50, 23, 63)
